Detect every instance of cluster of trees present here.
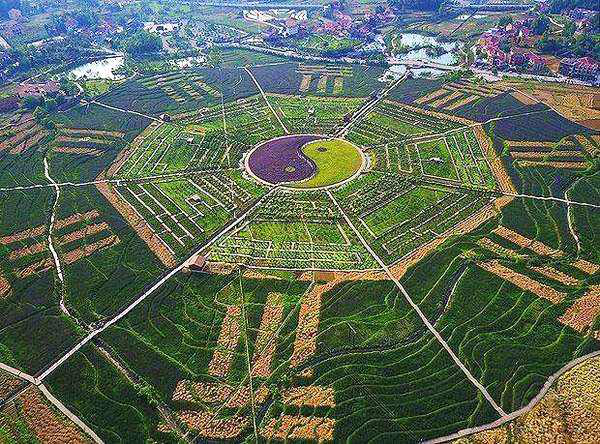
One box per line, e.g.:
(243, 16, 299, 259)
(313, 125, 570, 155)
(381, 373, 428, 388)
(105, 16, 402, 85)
(0, 0, 20, 18)
(537, 31, 600, 58)
(388, 0, 445, 12)
(117, 31, 162, 56)
(0, 38, 94, 77)
(548, 0, 600, 13)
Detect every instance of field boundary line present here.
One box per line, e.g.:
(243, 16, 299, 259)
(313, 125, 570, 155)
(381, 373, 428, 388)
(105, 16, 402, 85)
(36, 187, 279, 382)
(244, 66, 289, 134)
(425, 349, 600, 443)
(0, 166, 243, 192)
(326, 190, 507, 418)
(0, 363, 103, 443)
(38, 383, 104, 444)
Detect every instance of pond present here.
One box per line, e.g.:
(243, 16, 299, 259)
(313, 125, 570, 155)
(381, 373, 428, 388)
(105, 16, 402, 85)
(380, 65, 446, 82)
(388, 32, 461, 66)
(68, 56, 125, 80)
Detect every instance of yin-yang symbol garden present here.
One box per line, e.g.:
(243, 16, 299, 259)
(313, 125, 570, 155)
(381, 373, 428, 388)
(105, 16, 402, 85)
(1, 59, 600, 444)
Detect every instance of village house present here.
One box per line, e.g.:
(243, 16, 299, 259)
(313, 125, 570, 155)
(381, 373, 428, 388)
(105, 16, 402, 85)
(15, 81, 59, 98)
(143, 22, 179, 34)
(568, 8, 598, 22)
(559, 57, 600, 82)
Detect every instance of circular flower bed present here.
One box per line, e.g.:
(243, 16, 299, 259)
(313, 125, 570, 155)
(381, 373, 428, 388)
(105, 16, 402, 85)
(247, 135, 320, 185)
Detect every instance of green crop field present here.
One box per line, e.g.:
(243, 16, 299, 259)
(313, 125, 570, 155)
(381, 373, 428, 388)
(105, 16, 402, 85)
(292, 138, 363, 189)
(1, 45, 599, 444)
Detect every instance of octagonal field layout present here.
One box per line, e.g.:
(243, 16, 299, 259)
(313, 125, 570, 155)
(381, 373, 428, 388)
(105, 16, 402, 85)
(246, 134, 364, 189)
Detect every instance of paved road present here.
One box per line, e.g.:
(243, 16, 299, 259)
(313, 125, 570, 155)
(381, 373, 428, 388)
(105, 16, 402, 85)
(327, 190, 507, 418)
(0, 363, 103, 443)
(336, 74, 407, 138)
(37, 187, 279, 382)
(426, 349, 600, 443)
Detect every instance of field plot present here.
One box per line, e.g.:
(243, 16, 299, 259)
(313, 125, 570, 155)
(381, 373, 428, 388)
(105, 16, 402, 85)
(475, 225, 600, 333)
(100, 66, 259, 115)
(297, 64, 353, 95)
(335, 173, 495, 264)
(138, 70, 223, 105)
(366, 140, 416, 174)
(46, 345, 170, 444)
(346, 100, 465, 146)
(0, 384, 91, 443)
(503, 79, 600, 130)
(53, 126, 124, 158)
(0, 116, 49, 184)
(0, 189, 83, 375)
(248, 63, 386, 97)
(303, 288, 499, 443)
(2, 55, 600, 444)
(418, 257, 598, 415)
(52, 103, 151, 182)
(110, 172, 260, 258)
(458, 355, 600, 443)
(91, 273, 310, 441)
(115, 96, 283, 178)
(504, 134, 596, 170)
(0, 116, 49, 155)
(209, 190, 378, 271)
(407, 129, 497, 187)
(414, 79, 506, 112)
(269, 95, 365, 135)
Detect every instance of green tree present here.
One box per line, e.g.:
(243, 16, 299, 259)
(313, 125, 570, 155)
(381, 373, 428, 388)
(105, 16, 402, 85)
(498, 16, 513, 27)
(123, 31, 162, 55)
(22, 95, 42, 110)
(532, 14, 551, 35)
(562, 21, 576, 38)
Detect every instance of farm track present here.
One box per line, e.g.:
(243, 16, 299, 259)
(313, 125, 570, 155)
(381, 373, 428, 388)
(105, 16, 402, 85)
(326, 190, 507, 417)
(34, 187, 279, 382)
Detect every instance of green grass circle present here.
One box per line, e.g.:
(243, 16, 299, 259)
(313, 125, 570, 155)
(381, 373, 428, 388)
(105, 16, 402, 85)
(291, 138, 363, 189)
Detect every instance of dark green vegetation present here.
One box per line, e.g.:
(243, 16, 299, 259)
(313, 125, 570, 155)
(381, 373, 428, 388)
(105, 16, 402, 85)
(0, 189, 81, 375)
(46, 344, 171, 444)
(0, 55, 599, 444)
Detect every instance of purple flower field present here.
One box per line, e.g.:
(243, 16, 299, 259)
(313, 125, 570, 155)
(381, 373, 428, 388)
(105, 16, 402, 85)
(248, 135, 319, 184)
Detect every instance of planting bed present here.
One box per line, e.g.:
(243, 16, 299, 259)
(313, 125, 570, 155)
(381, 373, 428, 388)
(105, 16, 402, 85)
(2, 59, 599, 444)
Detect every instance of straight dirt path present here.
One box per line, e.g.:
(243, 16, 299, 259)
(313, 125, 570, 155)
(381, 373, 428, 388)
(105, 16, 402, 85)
(0, 363, 103, 443)
(326, 190, 508, 418)
(37, 187, 279, 382)
(91, 100, 164, 123)
(244, 66, 289, 134)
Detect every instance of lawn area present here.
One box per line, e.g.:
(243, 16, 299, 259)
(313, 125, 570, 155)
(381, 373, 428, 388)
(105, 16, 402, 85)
(293, 138, 363, 189)
(364, 186, 444, 236)
(417, 139, 459, 180)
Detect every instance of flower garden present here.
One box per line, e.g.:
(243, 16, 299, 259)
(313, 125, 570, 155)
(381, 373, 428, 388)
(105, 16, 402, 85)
(1, 60, 599, 444)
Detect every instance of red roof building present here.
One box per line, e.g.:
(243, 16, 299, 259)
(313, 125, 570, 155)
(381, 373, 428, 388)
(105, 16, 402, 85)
(16, 81, 59, 98)
(560, 57, 600, 82)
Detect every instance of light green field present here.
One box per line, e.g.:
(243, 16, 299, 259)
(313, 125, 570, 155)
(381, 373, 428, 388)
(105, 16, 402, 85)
(292, 138, 363, 189)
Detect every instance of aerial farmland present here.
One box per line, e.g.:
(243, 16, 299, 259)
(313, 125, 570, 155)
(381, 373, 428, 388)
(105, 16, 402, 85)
(0, 0, 599, 443)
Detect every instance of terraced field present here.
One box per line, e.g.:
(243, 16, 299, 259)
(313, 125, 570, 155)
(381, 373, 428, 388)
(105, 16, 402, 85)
(0, 60, 598, 444)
